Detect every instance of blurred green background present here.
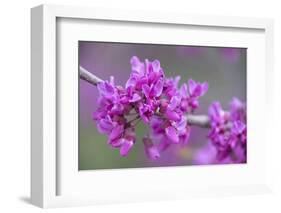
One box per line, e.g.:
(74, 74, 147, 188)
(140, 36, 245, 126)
(79, 42, 246, 170)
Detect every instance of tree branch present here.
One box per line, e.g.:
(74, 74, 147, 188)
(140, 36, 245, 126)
(79, 66, 211, 128)
(186, 114, 210, 128)
(79, 66, 103, 86)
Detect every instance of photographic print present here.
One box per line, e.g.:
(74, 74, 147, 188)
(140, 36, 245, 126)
(79, 42, 247, 170)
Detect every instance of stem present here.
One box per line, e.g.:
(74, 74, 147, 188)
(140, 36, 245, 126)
(79, 66, 211, 128)
(79, 66, 103, 86)
(186, 114, 210, 128)
(128, 116, 141, 124)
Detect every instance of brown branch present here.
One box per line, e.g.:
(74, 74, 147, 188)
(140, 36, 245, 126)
(79, 66, 211, 128)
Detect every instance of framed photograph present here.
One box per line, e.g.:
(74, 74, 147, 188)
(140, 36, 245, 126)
(31, 4, 274, 208)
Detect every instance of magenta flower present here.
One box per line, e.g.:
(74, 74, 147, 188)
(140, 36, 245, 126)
(119, 139, 134, 157)
(93, 56, 208, 158)
(208, 98, 247, 163)
(109, 124, 124, 141)
(176, 79, 208, 112)
(95, 115, 115, 134)
(230, 97, 246, 122)
(163, 76, 181, 98)
(186, 79, 208, 110)
(143, 136, 160, 160)
(165, 126, 179, 143)
(149, 115, 191, 152)
(96, 76, 116, 99)
(138, 103, 152, 123)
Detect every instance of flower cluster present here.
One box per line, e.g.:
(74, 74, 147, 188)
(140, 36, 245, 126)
(93, 56, 208, 159)
(208, 98, 247, 163)
(149, 77, 208, 153)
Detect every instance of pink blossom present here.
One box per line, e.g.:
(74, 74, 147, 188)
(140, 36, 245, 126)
(143, 137, 160, 160)
(93, 56, 208, 158)
(208, 98, 247, 163)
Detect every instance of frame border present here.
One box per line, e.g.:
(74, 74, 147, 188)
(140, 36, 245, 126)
(31, 4, 274, 208)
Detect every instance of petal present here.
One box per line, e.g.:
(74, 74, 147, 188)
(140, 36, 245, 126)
(232, 120, 246, 135)
(193, 82, 208, 97)
(139, 103, 149, 114)
(97, 81, 115, 99)
(146, 145, 160, 160)
(153, 79, 164, 97)
(109, 125, 124, 141)
(165, 126, 179, 143)
(109, 76, 115, 85)
(129, 93, 141, 103)
(230, 97, 244, 111)
(139, 104, 151, 123)
(125, 76, 137, 89)
(188, 79, 197, 95)
(180, 83, 188, 98)
(168, 96, 180, 110)
(120, 139, 134, 156)
(136, 77, 148, 90)
(120, 96, 129, 104)
(140, 113, 150, 124)
(143, 137, 160, 160)
(150, 116, 164, 135)
(108, 138, 124, 148)
(189, 99, 199, 109)
(180, 99, 189, 111)
(92, 110, 106, 120)
(97, 118, 114, 134)
(175, 116, 187, 132)
(200, 82, 209, 96)
(142, 84, 151, 98)
(165, 109, 181, 122)
(172, 76, 181, 88)
(148, 70, 158, 84)
(208, 101, 224, 123)
(130, 56, 145, 75)
(179, 126, 191, 146)
(145, 59, 153, 74)
(130, 56, 141, 67)
(152, 59, 161, 72)
(189, 80, 208, 97)
(111, 103, 124, 114)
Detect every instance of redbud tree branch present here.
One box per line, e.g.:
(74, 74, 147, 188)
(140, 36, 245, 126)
(79, 66, 211, 128)
(79, 66, 103, 86)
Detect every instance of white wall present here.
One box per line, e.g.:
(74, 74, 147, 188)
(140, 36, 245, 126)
(0, 0, 280, 212)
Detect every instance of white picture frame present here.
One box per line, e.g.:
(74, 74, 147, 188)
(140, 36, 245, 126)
(31, 4, 274, 208)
